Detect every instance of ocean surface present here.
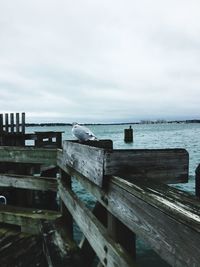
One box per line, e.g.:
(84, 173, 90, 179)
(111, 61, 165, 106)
(27, 122, 200, 266)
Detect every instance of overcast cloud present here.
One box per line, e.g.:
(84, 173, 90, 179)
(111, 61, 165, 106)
(0, 0, 200, 123)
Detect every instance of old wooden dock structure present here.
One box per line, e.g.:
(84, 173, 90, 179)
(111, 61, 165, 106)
(0, 112, 199, 267)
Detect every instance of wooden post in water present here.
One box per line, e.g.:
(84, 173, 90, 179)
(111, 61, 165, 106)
(195, 164, 200, 198)
(124, 125, 133, 143)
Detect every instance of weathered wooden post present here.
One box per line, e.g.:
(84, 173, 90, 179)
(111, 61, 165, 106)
(59, 169, 73, 239)
(124, 125, 133, 143)
(195, 164, 200, 198)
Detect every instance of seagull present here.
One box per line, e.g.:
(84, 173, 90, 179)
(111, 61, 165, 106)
(72, 122, 98, 142)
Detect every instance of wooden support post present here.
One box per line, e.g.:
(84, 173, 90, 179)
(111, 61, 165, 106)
(10, 113, 14, 133)
(195, 164, 200, 198)
(41, 220, 81, 267)
(59, 169, 73, 239)
(16, 112, 20, 133)
(5, 113, 9, 132)
(0, 113, 3, 133)
(124, 126, 133, 143)
(21, 112, 25, 134)
(80, 202, 108, 267)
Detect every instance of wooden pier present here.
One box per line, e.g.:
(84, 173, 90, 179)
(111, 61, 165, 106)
(0, 113, 200, 266)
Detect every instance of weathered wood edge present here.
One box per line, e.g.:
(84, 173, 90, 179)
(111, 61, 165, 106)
(58, 145, 106, 187)
(104, 148, 189, 184)
(0, 205, 61, 234)
(0, 146, 57, 165)
(60, 165, 200, 266)
(0, 173, 57, 192)
(58, 178, 137, 267)
(40, 219, 81, 267)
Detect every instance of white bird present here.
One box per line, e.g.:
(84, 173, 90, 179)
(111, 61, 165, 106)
(72, 122, 98, 141)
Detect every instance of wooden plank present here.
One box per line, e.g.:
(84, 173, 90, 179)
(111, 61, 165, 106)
(60, 141, 106, 187)
(5, 113, 9, 132)
(58, 179, 137, 267)
(0, 205, 61, 234)
(21, 112, 25, 134)
(79, 202, 108, 266)
(195, 164, 200, 198)
(0, 146, 57, 165)
(0, 173, 57, 191)
(105, 149, 189, 183)
(59, 169, 73, 239)
(108, 178, 200, 266)
(62, 166, 200, 267)
(16, 113, 20, 133)
(10, 113, 14, 133)
(41, 219, 81, 267)
(0, 114, 3, 132)
(0, 225, 48, 267)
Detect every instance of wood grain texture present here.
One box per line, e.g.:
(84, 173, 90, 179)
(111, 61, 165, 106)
(60, 141, 107, 187)
(105, 149, 189, 183)
(58, 179, 137, 267)
(0, 224, 48, 267)
(0, 173, 57, 191)
(0, 146, 57, 165)
(0, 205, 61, 234)
(41, 219, 81, 267)
(63, 166, 200, 267)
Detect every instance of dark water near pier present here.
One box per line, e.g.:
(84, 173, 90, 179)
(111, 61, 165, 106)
(27, 122, 200, 266)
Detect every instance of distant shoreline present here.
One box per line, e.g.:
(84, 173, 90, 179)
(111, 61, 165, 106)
(25, 119, 200, 127)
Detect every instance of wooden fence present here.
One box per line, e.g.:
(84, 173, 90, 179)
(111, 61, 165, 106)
(0, 139, 199, 267)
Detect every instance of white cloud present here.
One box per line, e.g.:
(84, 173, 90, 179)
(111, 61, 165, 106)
(0, 0, 200, 122)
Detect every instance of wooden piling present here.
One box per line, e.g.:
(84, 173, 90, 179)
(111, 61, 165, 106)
(124, 126, 133, 143)
(5, 113, 9, 132)
(0, 114, 3, 133)
(21, 112, 25, 134)
(59, 169, 73, 239)
(10, 113, 14, 133)
(195, 164, 200, 198)
(16, 113, 20, 133)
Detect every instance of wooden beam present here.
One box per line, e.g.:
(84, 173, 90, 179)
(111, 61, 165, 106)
(59, 142, 106, 187)
(104, 148, 189, 183)
(0, 114, 3, 133)
(59, 143, 189, 186)
(41, 219, 81, 267)
(21, 112, 25, 134)
(61, 166, 200, 267)
(58, 179, 137, 267)
(0, 146, 57, 165)
(10, 113, 14, 133)
(0, 205, 61, 234)
(5, 113, 9, 132)
(0, 173, 57, 191)
(195, 164, 200, 198)
(16, 113, 20, 133)
(59, 170, 73, 239)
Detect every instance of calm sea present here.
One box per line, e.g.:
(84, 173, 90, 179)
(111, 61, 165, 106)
(27, 122, 200, 266)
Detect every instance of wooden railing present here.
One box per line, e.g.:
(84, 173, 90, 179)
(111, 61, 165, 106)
(0, 140, 199, 267)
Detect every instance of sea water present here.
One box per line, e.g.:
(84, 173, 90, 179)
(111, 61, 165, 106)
(27, 122, 200, 266)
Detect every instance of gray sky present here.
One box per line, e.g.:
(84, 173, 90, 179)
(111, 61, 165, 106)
(0, 0, 200, 123)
